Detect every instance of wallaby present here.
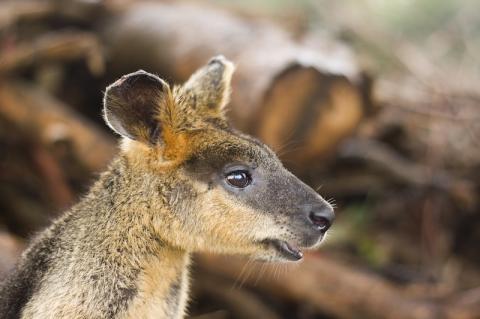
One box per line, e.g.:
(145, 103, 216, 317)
(0, 56, 334, 319)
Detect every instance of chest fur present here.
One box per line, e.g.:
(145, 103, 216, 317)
(19, 249, 191, 319)
(122, 252, 191, 319)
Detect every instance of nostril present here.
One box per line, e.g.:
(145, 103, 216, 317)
(309, 210, 333, 232)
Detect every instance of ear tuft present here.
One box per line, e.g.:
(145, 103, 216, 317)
(182, 55, 235, 114)
(103, 70, 171, 144)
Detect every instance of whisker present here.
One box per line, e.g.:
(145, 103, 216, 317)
(233, 257, 253, 290)
(254, 262, 268, 286)
(326, 197, 337, 208)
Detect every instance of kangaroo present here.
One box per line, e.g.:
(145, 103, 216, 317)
(0, 56, 334, 319)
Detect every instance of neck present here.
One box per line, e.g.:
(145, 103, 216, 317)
(87, 156, 192, 319)
(123, 248, 191, 319)
(24, 156, 192, 319)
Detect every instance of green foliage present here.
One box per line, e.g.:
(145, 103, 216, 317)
(366, 0, 457, 38)
(329, 202, 389, 267)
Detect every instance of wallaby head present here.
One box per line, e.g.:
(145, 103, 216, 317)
(104, 56, 334, 262)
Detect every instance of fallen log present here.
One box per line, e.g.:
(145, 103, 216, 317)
(0, 231, 24, 280)
(443, 287, 480, 319)
(0, 81, 116, 173)
(196, 253, 479, 319)
(0, 1, 53, 30)
(337, 137, 476, 208)
(0, 0, 107, 31)
(0, 31, 105, 76)
(103, 2, 371, 169)
(0, 81, 115, 234)
(192, 272, 280, 319)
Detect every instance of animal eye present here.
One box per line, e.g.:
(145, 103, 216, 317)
(225, 170, 252, 188)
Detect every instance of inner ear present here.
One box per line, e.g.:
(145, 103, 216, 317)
(103, 70, 171, 145)
(182, 55, 235, 114)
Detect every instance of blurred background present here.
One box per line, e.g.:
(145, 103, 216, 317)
(0, 0, 479, 318)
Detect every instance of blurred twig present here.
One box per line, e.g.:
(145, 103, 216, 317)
(0, 1, 53, 31)
(0, 81, 115, 173)
(197, 253, 479, 319)
(0, 31, 105, 76)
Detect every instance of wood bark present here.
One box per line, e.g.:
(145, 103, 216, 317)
(0, 81, 116, 173)
(0, 31, 105, 76)
(0, 231, 24, 279)
(196, 253, 479, 319)
(192, 273, 280, 319)
(0, 81, 116, 234)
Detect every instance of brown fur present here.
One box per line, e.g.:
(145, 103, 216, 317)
(0, 56, 334, 319)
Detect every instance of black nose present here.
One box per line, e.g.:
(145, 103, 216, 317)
(308, 206, 334, 232)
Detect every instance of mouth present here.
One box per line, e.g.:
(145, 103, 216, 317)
(264, 239, 303, 261)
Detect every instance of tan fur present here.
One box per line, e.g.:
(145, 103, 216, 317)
(123, 252, 190, 319)
(0, 56, 333, 319)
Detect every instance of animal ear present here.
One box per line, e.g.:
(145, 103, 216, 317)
(182, 55, 235, 114)
(103, 70, 171, 145)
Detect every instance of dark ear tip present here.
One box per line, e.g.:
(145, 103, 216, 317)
(106, 70, 168, 97)
(208, 55, 226, 64)
(120, 70, 162, 86)
(205, 56, 235, 79)
(207, 55, 233, 66)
